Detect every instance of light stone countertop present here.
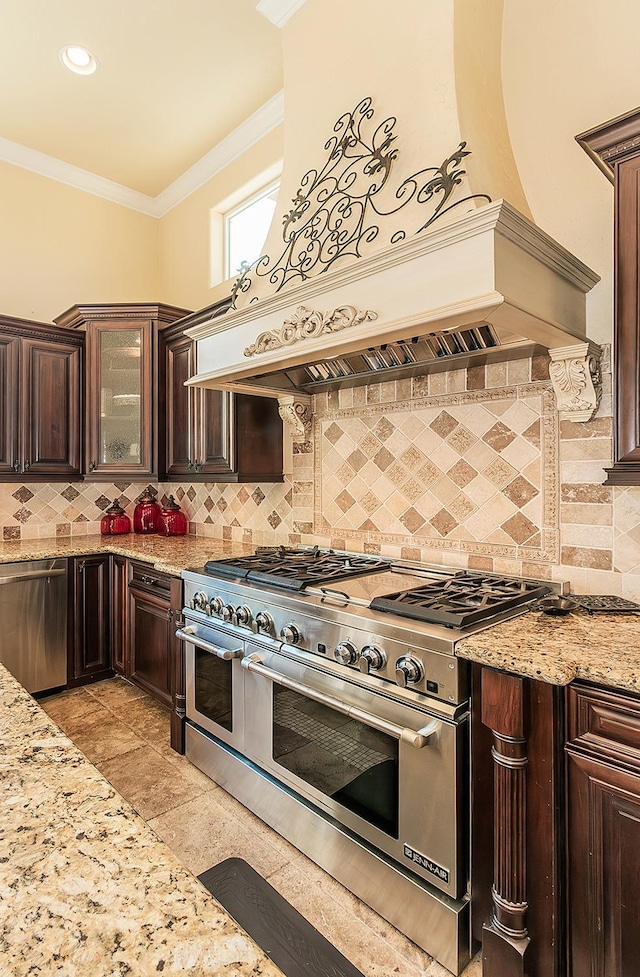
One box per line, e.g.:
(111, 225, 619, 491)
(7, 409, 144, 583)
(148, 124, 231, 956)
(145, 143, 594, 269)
(0, 662, 283, 977)
(0, 534, 255, 577)
(456, 607, 640, 694)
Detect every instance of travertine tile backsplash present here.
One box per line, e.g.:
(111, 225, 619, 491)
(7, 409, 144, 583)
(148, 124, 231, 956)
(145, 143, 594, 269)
(3, 345, 640, 598)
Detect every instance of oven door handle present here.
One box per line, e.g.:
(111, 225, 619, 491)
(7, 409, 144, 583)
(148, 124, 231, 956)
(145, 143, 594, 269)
(175, 626, 243, 661)
(241, 654, 439, 749)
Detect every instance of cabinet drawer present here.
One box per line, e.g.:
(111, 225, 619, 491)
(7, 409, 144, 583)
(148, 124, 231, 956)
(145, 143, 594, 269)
(129, 561, 172, 598)
(567, 682, 640, 772)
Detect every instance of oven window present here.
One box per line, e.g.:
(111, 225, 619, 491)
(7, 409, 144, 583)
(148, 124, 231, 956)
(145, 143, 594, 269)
(272, 687, 398, 837)
(194, 649, 233, 731)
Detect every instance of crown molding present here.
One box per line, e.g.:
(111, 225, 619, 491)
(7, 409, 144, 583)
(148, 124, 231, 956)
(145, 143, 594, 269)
(0, 136, 157, 215)
(256, 0, 309, 28)
(153, 90, 284, 216)
(0, 89, 285, 219)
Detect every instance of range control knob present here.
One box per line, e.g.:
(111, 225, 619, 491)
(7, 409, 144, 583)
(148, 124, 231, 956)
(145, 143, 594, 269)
(334, 640, 358, 665)
(359, 645, 386, 674)
(254, 611, 274, 635)
(190, 591, 209, 613)
(235, 605, 252, 627)
(221, 604, 235, 623)
(209, 596, 224, 616)
(280, 623, 302, 645)
(395, 657, 424, 688)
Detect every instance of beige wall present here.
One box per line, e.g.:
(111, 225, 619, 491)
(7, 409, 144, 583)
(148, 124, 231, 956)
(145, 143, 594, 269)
(0, 161, 159, 323)
(501, 0, 640, 346)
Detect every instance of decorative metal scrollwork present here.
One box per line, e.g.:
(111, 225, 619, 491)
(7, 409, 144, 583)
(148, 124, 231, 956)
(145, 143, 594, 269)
(231, 96, 491, 308)
(244, 304, 377, 357)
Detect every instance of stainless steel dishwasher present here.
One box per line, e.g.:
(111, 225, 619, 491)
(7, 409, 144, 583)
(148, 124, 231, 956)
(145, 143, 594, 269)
(0, 559, 67, 693)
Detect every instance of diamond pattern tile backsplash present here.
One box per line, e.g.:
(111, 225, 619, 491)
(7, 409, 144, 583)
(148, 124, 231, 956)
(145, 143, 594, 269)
(316, 392, 551, 561)
(6, 345, 640, 600)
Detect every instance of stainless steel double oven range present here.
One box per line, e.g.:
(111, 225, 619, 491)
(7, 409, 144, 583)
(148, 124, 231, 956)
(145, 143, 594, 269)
(178, 547, 551, 974)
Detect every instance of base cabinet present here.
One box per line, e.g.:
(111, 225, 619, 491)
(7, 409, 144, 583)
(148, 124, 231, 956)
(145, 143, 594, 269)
(69, 555, 113, 685)
(67, 554, 183, 749)
(566, 683, 640, 977)
(128, 575, 174, 708)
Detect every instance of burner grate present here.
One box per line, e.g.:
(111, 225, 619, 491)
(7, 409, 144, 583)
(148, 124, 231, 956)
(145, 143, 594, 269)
(204, 548, 391, 591)
(371, 573, 550, 628)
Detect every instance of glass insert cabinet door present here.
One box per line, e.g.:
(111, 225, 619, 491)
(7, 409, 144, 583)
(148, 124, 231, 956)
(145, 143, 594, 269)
(86, 319, 153, 477)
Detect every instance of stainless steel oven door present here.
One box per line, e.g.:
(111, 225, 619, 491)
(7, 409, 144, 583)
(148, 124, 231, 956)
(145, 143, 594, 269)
(241, 645, 467, 899)
(179, 612, 246, 753)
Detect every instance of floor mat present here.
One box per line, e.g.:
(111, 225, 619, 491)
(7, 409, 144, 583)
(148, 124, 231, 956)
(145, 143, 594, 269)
(198, 857, 365, 977)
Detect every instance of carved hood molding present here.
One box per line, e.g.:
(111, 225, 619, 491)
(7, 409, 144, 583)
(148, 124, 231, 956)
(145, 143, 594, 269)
(186, 100, 601, 431)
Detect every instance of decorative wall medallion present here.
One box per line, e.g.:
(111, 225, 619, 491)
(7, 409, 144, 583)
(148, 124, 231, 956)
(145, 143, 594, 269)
(548, 342, 602, 422)
(244, 305, 377, 357)
(232, 96, 490, 307)
(277, 395, 313, 443)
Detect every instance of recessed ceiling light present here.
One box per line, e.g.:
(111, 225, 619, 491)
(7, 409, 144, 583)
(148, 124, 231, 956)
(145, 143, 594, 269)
(60, 45, 98, 76)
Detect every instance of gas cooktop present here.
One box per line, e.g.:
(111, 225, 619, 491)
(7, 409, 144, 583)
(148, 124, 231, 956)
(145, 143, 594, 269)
(202, 547, 552, 630)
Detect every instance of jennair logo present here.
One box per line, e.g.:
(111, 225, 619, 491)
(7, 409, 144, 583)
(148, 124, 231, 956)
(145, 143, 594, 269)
(403, 844, 449, 884)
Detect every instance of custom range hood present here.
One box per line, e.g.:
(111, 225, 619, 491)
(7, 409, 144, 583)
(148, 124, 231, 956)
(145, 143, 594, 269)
(186, 9, 601, 439)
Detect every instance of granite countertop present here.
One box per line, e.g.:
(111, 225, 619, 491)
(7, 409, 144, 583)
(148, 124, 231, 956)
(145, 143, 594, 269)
(456, 606, 640, 694)
(2, 537, 639, 696)
(0, 662, 283, 977)
(0, 534, 255, 577)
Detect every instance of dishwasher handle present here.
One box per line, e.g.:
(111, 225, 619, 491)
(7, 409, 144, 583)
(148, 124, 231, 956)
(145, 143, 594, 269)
(175, 626, 243, 661)
(241, 653, 439, 749)
(0, 568, 67, 586)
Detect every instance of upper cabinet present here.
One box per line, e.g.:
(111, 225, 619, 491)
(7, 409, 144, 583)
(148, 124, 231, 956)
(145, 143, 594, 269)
(55, 303, 189, 479)
(158, 301, 284, 482)
(578, 107, 640, 484)
(0, 315, 82, 480)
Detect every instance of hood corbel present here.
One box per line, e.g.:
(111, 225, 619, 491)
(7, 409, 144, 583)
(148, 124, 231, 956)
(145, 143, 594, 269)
(548, 342, 602, 422)
(277, 393, 313, 442)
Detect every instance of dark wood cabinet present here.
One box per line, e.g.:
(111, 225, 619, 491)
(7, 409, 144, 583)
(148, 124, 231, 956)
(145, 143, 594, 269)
(0, 315, 82, 480)
(566, 682, 640, 977)
(111, 554, 129, 675)
(128, 564, 174, 707)
(577, 108, 640, 484)
(54, 303, 189, 479)
(69, 554, 113, 685)
(126, 562, 182, 717)
(158, 301, 284, 482)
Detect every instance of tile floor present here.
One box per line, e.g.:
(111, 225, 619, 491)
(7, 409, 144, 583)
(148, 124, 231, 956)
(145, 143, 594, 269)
(40, 677, 482, 977)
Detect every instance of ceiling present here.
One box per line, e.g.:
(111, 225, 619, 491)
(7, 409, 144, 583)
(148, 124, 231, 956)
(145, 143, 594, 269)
(0, 0, 284, 197)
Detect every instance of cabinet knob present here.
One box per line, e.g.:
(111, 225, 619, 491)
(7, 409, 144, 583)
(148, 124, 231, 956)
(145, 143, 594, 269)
(12, 460, 20, 472)
(23, 460, 30, 471)
(88, 460, 97, 472)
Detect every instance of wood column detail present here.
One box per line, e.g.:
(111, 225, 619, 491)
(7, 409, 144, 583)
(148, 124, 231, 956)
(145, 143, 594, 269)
(481, 668, 530, 974)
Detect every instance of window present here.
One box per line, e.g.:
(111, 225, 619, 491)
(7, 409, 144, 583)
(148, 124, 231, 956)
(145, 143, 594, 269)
(225, 181, 279, 279)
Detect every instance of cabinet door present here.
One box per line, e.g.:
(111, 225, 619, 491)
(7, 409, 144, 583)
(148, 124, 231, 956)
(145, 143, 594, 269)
(197, 387, 235, 475)
(128, 584, 173, 707)
(0, 333, 19, 475)
(160, 332, 198, 477)
(22, 337, 81, 477)
(111, 555, 129, 675)
(71, 555, 112, 682)
(85, 319, 154, 478)
(567, 750, 640, 977)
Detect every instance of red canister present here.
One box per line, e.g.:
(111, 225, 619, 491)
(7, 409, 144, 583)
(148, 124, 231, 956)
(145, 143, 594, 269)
(158, 495, 188, 536)
(133, 489, 162, 534)
(100, 498, 131, 535)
